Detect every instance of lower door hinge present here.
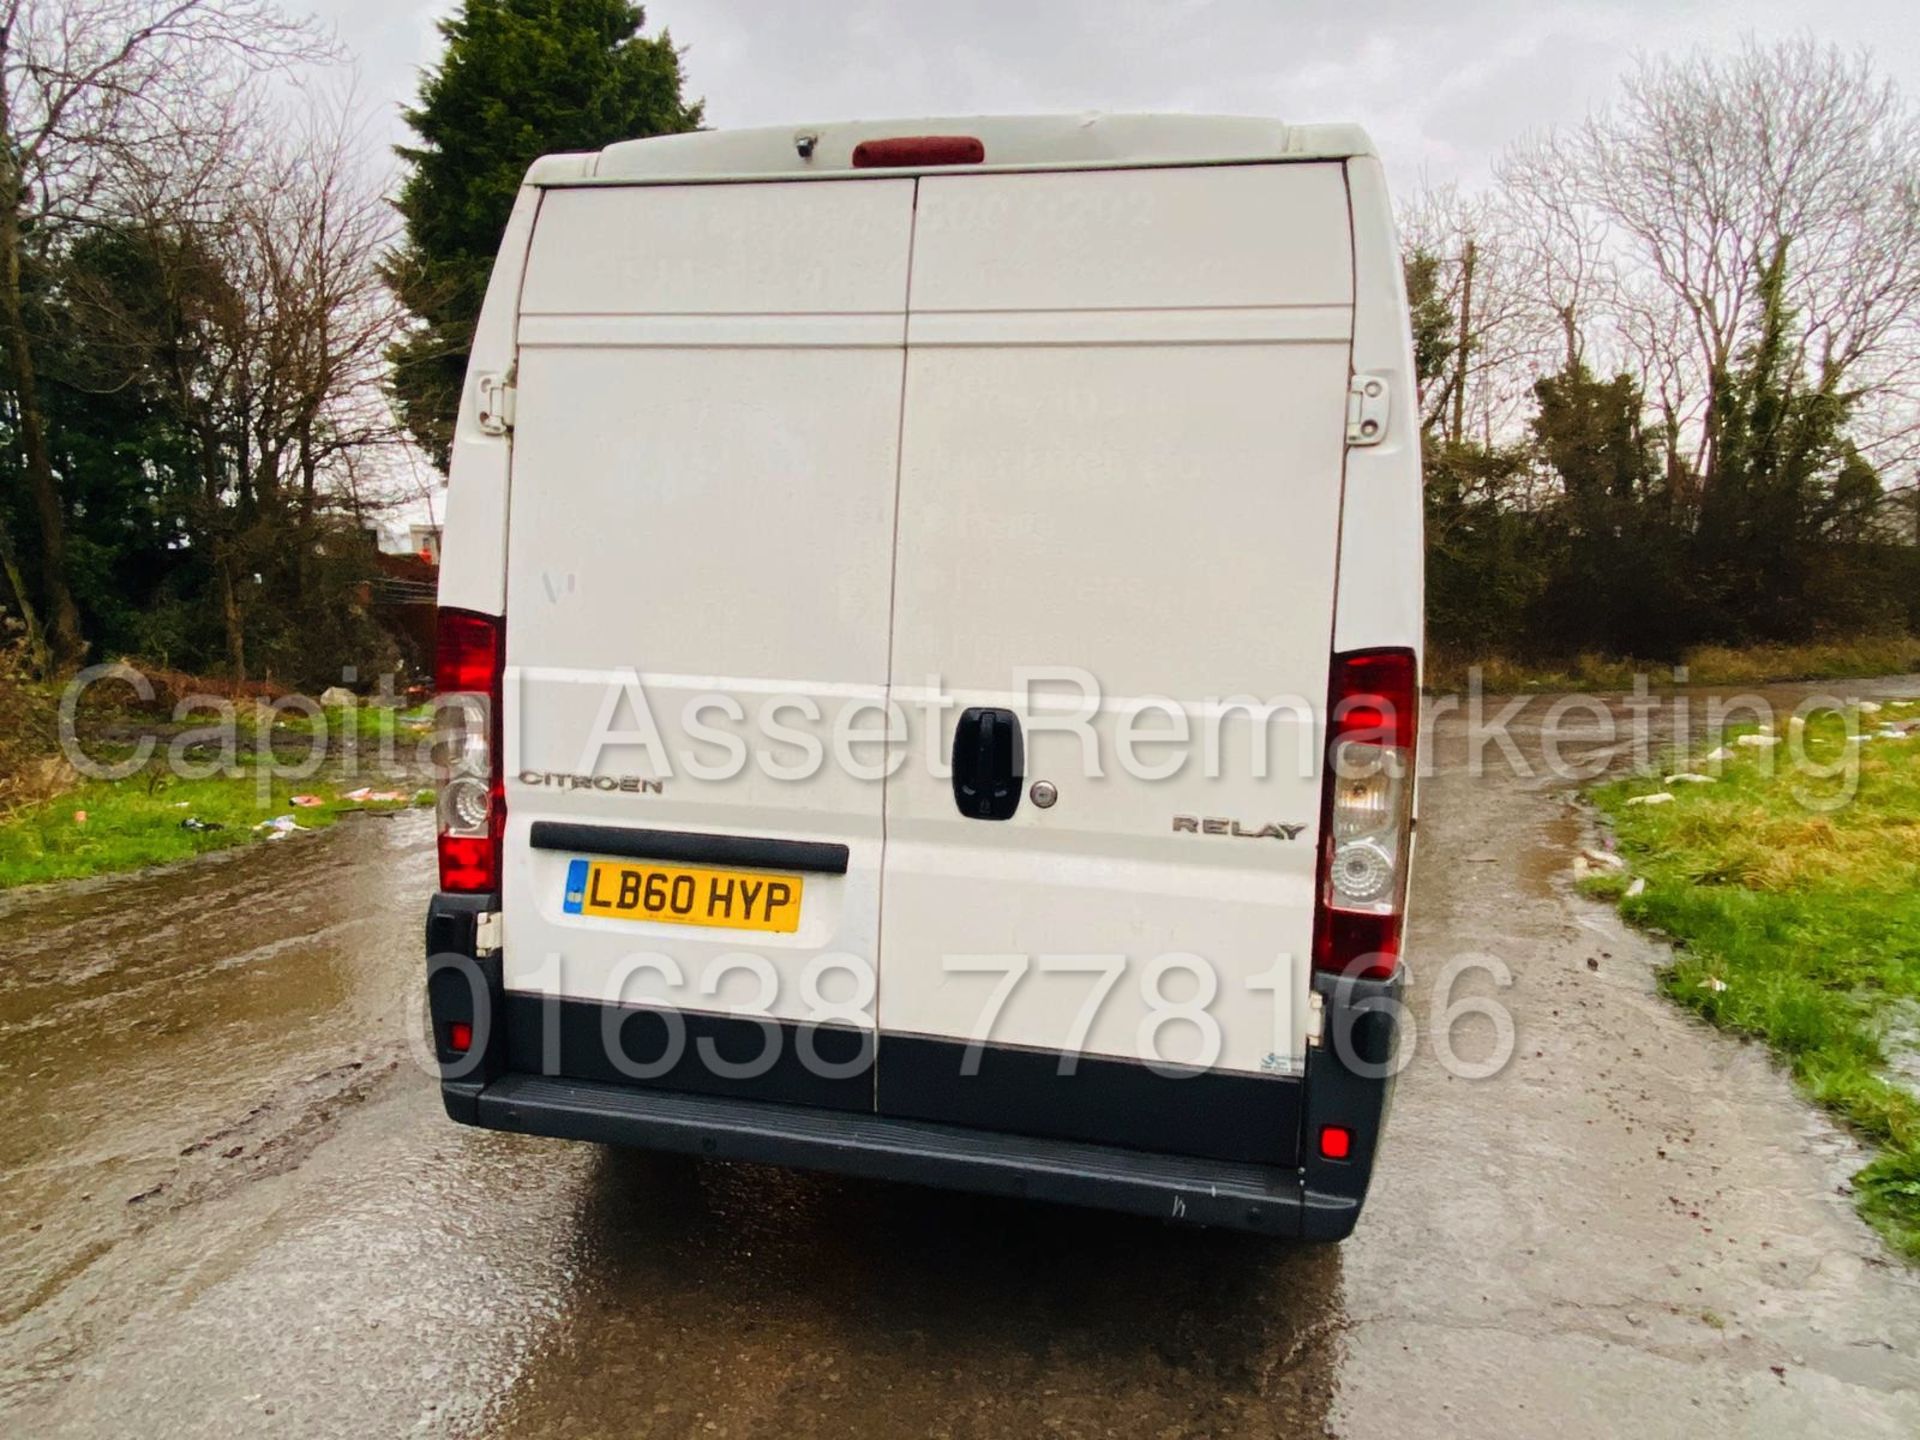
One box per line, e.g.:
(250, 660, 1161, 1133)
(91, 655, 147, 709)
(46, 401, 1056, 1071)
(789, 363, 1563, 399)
(474, 910, 503, 955)
(1305, 987, 1326, 1048)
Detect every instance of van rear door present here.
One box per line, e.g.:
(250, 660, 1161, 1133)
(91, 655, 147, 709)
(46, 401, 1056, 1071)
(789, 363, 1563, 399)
(500, 178, 914, 1101)
(876, 164, 1355, 1157)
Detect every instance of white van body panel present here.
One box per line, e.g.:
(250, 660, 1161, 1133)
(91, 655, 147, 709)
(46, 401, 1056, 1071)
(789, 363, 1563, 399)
(437, 181, 550, 616)
(586, 113, 1373, 182)
(1332, 156, 1425, 653)
(498, 178, 915, 1024)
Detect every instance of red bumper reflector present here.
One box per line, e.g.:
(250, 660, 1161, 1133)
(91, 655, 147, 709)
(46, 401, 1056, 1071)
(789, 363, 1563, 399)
(447, 1021, 473, 1055)
(851, 135, 985, 168)
(1319, 1125, 1352, 1161)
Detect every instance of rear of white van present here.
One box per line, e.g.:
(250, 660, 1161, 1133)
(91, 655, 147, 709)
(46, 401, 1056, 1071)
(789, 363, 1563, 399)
(425, 115, 1422, 1238)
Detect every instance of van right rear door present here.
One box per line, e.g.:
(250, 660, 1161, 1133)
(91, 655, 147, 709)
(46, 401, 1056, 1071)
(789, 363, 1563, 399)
(876, 163, 1356, 1163)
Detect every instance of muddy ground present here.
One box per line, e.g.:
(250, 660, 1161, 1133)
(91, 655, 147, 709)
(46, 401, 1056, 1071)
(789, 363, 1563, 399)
(3, 683, 1918, 1437)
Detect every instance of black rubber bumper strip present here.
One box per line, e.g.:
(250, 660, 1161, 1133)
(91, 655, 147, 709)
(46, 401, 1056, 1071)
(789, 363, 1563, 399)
(528, 821, 850, 875)
(473, 1073, 1338, 1236)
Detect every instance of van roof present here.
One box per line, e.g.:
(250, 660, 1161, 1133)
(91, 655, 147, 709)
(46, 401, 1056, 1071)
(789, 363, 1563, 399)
(526, 113, 1376, 186)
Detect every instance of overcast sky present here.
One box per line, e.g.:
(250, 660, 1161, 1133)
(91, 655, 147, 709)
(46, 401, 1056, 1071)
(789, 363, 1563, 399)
(325, 0, 1919, 532)
(313, 0, 1919, 195)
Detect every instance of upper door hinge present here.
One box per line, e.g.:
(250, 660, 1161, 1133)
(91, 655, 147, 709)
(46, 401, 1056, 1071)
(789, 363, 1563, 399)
(1346, 374, 1390, 447)
(476, 370, 517, 436)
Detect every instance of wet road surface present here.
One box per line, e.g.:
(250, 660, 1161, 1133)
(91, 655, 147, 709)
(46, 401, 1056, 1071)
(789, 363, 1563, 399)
(4, 684, 1919, 1436)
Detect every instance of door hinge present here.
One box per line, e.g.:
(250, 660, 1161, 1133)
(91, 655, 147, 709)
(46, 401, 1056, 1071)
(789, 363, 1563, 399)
(474, 910, 503, 955)
(1346, 374, 1389, 447)
(476, 370, 516, 436)
(1305, 987, 1326, 1048)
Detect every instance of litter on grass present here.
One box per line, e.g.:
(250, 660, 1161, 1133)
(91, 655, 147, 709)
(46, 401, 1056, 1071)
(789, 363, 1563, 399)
(1735, 734, 1780, 748)
(1625, 792, 1676, 806)
(290, 794, 325, 807)
(252, 815, 308, 840)
(179, 817, 226, 833)
(1705, 746, 1732, 761)
(1666, 773, 1715, 784)
(1626, 877, 1646, 898)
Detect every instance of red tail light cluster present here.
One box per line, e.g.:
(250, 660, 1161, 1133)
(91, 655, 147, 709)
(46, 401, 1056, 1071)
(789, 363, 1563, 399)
(1312, 648, 1418, 979)
(434, 609, 504, 893)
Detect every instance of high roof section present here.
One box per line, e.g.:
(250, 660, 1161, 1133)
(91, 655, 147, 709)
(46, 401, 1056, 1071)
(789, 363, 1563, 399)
(525, 113, 1376, 186)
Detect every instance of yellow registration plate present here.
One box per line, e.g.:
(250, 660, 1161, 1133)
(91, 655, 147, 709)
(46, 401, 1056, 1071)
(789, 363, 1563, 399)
(562, 857, 803, 933)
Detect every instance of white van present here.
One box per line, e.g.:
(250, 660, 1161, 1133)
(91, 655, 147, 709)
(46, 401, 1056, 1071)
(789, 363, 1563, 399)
(425, 114, 1422, 1238)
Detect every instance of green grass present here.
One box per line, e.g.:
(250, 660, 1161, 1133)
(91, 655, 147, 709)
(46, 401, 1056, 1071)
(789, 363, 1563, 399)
(0, 768, 431, 890)
(1589, 699, 1920, 1261)
(238, 701, 436, 745)
(1429, 633, 1920, 694)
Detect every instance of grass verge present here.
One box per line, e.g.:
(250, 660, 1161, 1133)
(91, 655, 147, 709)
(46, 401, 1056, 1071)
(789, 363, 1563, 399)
(0, 768, 431, 890)
(1587, 700, 1920, 1261)
(1429, 632, 1920, 694)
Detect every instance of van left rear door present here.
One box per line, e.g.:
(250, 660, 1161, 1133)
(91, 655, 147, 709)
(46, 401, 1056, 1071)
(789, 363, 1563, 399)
(500, 178, 915, 1108)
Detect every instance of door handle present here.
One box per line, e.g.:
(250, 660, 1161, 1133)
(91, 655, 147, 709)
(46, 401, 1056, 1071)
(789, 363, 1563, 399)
(951, 707, 1023, 821)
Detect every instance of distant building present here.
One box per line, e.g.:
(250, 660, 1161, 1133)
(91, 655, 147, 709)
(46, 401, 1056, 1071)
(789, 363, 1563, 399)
(372, 521, 443, 565)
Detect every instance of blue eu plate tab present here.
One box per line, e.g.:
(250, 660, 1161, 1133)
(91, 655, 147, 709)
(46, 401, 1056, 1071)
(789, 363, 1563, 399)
(562, 857, 588, 914)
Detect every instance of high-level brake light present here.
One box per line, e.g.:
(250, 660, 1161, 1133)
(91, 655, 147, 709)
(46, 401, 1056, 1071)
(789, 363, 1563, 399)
(1312, 648, 1417, 980)
(434, 609, 504, 893)
(850, 135, 986, 168)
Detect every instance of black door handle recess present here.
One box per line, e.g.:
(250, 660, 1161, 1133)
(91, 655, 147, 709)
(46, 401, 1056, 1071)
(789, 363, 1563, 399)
(951, 707, 1023, 821)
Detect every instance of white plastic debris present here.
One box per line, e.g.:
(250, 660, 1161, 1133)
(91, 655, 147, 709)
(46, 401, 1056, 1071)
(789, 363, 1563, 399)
(1697, 977, 1729, 993)
(1581, 848, 1627, 872)
(1626, 877, 1647, 898)
(1859, 701, 1883, 715)
(1735, 733, 1780, 748)
(1666, 773, 1715, 784)
(1705, 746, 1732, 761)
(252, 814, 308, 840)
(1625, 792, 1676, 806)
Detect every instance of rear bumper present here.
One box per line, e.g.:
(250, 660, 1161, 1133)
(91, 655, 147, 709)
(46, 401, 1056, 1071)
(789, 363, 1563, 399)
(468, 1071, 1333, 1234)
(426, 894, 1402, 1239)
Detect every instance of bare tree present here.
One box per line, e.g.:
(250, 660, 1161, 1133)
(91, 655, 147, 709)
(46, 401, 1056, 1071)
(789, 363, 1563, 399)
(69, 88, 406, 680)
(1545, 38, 1920, 479)
(1496, 132, 1614, 374)
(0, 0, 331, 669)
(1398, 183, 1543, 445)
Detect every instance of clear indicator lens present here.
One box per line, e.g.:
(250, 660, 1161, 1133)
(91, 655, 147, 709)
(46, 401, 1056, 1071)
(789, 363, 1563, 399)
(1334, 771, 1392, 838)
